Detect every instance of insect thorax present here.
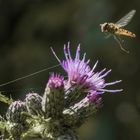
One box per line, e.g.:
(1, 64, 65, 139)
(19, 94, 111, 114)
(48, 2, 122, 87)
(105, 23, 118, 34)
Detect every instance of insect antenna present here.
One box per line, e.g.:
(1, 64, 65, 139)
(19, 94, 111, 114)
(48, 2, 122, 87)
(113, 35, 129, 53)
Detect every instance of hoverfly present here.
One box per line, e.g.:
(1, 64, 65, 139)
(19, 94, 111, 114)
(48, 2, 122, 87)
(100, 10, 136, 53)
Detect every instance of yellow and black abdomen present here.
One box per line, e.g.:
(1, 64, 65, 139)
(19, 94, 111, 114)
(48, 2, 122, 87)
(115, 28, 136, 38)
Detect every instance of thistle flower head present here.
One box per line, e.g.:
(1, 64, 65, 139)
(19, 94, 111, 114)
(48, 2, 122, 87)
(25, 93, 42, 115)
(51, 42, 122, 95)
(47, 73, 64, 89)
(6, 100, 27, 123)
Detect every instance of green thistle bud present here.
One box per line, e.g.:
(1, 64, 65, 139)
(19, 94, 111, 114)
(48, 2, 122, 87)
(6, 101, 27, 123)
(42, 73, 64, 118)
(25, 93, 43, 115)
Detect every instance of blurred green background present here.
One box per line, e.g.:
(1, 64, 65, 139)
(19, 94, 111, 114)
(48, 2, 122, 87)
(0, 0, 140, 140)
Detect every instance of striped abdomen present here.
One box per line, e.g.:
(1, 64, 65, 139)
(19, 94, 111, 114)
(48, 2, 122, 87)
(115, 28, 136, 38)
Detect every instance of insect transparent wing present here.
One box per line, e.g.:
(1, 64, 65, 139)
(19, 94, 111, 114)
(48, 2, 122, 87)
(116, 10, 136, 27)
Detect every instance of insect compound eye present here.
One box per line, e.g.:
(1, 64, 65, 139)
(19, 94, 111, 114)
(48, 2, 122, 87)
(103, 23, 108, 31)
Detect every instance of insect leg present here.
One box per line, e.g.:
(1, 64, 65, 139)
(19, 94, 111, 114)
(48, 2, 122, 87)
(118, 36, 124, 44)
(104, 33, 111, 39)
(117, 36, 129, 53)
(113, 35, 129, 53)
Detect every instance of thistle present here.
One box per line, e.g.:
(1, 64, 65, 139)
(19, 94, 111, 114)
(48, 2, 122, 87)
(6, 100, 27, 123)
(42, 73, 64, 118)
(51, 42, 122, 106)
(25, 93, 43, 116)
(0, 43, 122, 140)
(6, 101, 28, 139)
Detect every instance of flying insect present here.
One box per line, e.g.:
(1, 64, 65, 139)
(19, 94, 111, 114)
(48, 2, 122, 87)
(100, 10, 136, 53)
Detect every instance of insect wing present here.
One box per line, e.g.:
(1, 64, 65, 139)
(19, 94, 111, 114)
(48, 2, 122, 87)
(116, 10, 136, 27)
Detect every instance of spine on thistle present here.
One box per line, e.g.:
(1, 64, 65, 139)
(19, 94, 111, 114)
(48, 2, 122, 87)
(42, 73, 64, 119)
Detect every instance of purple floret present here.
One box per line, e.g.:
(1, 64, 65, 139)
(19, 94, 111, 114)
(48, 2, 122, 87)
(47, 73, 64, 89)
(51, 42, 122, 96)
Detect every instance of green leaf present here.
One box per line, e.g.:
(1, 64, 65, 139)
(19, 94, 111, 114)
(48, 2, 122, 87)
(0, 93, 13, 104)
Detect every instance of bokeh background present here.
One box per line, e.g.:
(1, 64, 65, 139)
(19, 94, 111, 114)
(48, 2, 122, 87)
(0, 0, 140, 140)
